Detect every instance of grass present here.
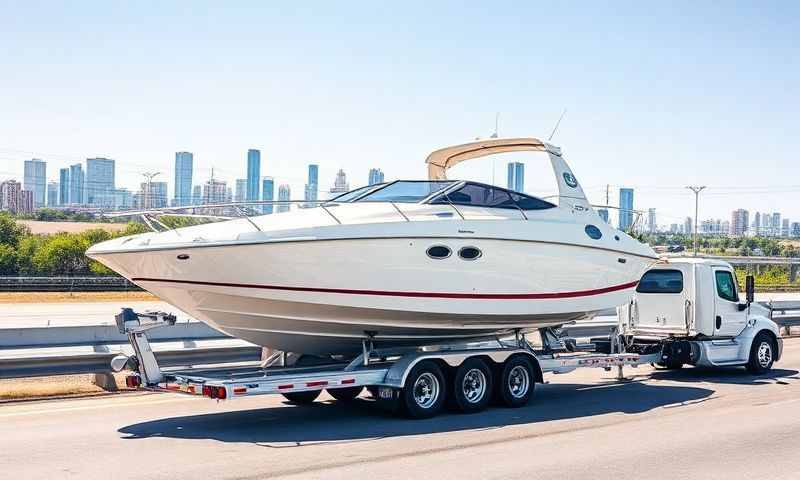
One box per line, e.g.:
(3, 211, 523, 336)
(0, 291, 158, 303)
(0, 374, 132, 401)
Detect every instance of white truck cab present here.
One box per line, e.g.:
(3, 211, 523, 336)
(618, 258, 782, 372)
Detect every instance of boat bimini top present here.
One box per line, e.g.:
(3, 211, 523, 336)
(425, 137, 592, 212)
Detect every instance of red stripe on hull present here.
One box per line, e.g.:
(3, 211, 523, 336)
(131, 277, 639, 300)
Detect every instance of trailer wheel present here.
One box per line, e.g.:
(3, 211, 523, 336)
(401, 360, 446, 419)
(282, 390, 321, 405)
(747, 332, 776, 374)
(327, 386, 364, 402)
(449, 358, 492, 413)
(496, 356, 535, 408)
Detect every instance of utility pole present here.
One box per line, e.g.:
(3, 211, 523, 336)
(142, 172, 161, 209)
(686, 186, 706, 257)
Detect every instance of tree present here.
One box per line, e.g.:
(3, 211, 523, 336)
(0, 244, 18, 275)
(0, 213, 30, 247)
(32, 234, 92, 275)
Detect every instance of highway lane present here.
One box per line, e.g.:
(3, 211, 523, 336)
(1, 340, 799, 479)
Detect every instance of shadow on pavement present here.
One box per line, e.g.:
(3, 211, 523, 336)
(118, 380, 713, 445)
(649, 367, 799, 385)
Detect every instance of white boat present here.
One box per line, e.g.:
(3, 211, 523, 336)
(87, 137, 657, 355)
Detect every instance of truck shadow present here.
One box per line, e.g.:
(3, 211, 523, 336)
(649, 367, 799, 385)
(118, 380, 713, 445)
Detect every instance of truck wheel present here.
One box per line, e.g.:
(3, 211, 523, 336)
(747, 332, 776, 374)
(282, 390, 321, 405)
(449, 358, 493, 413)
(401, 360, 446, 419)
(496, 356, 535, 408)
(655, 360, 684, 370)
(327, 386, 364, 402)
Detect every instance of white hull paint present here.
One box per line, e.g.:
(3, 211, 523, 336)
(90, 235, 653, 354)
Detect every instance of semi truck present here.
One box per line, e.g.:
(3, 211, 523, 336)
(115, 258, 781, 419)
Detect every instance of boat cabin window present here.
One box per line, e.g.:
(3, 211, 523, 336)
(329, 184, 385, 203)
(429, 182, 555, 210)
(636, 269, 683, 294)
(357, 181, 455, 203)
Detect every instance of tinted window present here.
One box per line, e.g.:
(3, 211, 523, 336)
(636, 269, 684, 294)
(715, 270, 738, 302)
(432, 183, 517, 209)
(510, 192, 556, 210)
(426, 245, 451, 259)
(358, 181, 454, 203)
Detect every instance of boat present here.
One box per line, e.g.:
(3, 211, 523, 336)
(87, 137, 658, 355)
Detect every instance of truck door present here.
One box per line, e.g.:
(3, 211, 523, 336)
(712, 268, 747, 337)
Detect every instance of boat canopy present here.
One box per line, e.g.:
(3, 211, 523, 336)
(424, 137, 590, 211)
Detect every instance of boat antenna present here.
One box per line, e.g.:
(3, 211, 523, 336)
(548, 108, 567, 141)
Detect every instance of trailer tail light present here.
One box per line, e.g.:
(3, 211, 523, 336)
(216, 387, 227, 400)
(202, 385, 212, 397)
(233, 387, 247, 395)
(125, 376, 141, 388)
(341, 378, 356, 385)
(306, 380, 328, 388)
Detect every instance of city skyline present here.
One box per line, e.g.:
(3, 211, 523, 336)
(1, 3, 798, 220)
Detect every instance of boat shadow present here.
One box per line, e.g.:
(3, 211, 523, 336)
(118, 379, 716, 445)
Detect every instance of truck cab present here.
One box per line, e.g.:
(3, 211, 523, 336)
(619, 258, 782, 372)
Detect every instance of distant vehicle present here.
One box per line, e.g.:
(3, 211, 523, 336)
(667, 244, 685, 253)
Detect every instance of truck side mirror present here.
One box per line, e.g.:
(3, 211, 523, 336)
(745, 275, 755, 304)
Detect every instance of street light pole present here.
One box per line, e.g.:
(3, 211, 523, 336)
(142, 172, 161, 209)
(686, 186, 706, 257)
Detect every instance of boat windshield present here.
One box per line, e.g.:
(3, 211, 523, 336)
(329, 183, 385, 202)
(355, 181, 455, 203)
(429, 182, 556, 210)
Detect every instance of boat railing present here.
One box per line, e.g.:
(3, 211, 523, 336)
(102, 199, 471, 233)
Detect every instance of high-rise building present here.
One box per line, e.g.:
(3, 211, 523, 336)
(112, 189, 133, 210)
(173, 152, 193, 206)
(618, 188, 634, 231)
(23, 159, 46, 208)
(0, 180, 22, 213)
(192, 185, 202, 206)
(730, 209, 749, 236)
(235, 179, 247, 203)
(782, 218, 790, 238)
(792, 222, 800, 238)
(329, 169, 349, 196)
(202, 178, 228, 205)
(47, 181, 59, 207)
(246, 149, 261, 202)
(752, 212, 761, 235)
(684, 217, 693, 236)
(58, 168, 70, 205)
(368, 168, 385, 186)
(69, 163, 84, 205)
(647, 208, 656, 234)
(139, 181, 168, 208)
(277, 184, 291, 213)
(507, 162, 524, 192)
(772, 212, 781, 237)
(670, 223, 679, 234)
(262, 177, 274, 214)
(86, 158, 115, 207)
(18, 190, 33, 214)
(304, 164, 319, 204)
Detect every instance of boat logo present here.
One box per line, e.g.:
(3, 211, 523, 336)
(563, 172, 578, 188)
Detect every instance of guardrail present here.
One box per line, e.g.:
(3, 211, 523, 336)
(1, 303, 798, 386)
(0, 276, 141, 292)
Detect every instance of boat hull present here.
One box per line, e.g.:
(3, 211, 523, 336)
(90, 237, 652, 354)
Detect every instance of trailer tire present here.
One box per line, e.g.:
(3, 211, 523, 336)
(747, 332, 776, 374)
(327, 386, 364, 402)
(282, 390, 321, 405)
(496, 356, 535, 408)
(448, 358, 493, 413)
(401, 360, 446, 419)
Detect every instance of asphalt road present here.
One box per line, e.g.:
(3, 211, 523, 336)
(1, 339, 799, 479)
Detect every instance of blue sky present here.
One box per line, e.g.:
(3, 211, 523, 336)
(1, 1, 798, 225)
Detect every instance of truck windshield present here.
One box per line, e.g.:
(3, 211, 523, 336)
(636, 269, 683, 294)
